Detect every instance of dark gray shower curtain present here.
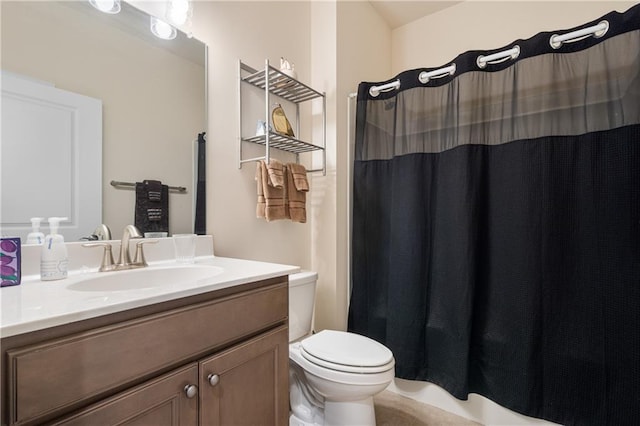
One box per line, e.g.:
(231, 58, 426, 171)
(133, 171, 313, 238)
(348, 6, 640, 426)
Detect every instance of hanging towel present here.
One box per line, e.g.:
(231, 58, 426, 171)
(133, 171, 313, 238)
(256, 160, 289, 221)
(287, 163, 309, 192)
(256, 162, 266, 219)
(266, 158, 285, 188)
(135, 180, 169, 234)
(194, 132, 207, 235)
(285, 163, 307, 223)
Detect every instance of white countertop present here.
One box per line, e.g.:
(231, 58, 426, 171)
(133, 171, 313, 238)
(0, 255, 299, 339)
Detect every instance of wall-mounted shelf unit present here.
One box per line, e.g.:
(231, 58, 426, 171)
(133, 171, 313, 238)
(238, 59, 326, 175)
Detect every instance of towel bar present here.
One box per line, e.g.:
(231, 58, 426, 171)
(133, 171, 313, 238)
(110, 180, 187, 193)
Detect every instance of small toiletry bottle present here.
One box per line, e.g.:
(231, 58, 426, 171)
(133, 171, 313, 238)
(40, 217, 69, 281)
(26, 217, 45, 245)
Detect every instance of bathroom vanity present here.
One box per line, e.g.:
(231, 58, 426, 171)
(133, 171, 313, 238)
(0, 239, 297, 426)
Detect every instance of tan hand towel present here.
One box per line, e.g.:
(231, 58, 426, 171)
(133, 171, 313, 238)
(259, 160, 289, 221)
(287, 163, 309, 192)
(255, 162, 266, 218)
(266, 159, 285, 188)
(285, 164, 306, 223)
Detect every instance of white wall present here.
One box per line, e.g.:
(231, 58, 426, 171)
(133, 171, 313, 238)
(187, 1, 312, 267)
(387, 1, 636, 425)
(310, 0, 340, 331)
(309, 0, 392, 332)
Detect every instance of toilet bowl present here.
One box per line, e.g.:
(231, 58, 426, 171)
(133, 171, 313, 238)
(288, 272, 395, 426)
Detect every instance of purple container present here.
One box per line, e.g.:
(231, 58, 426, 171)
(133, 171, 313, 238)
(1, 237, 21, 287)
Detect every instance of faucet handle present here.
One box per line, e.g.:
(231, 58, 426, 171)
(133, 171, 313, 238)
(82, 242, 116, 272)
(133, 239, 158, 266)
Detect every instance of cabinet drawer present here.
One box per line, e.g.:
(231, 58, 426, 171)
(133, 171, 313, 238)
(7, 282, 287, 425)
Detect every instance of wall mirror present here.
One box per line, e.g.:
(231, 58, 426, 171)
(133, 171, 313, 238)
(1, 0, 207, 241)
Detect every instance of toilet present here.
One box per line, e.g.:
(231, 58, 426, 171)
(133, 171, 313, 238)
(288, 271, 395, 426)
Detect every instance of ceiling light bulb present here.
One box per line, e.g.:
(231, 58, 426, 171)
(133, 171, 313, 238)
(89, 0, 121, 14)
(168, 8, 187, 26)
(150, 16, 177, 40)
(166, 0, 192, 26)
(171, 0, 189, 12)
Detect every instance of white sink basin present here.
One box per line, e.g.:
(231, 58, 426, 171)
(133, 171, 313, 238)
(67, 264, 224, 292)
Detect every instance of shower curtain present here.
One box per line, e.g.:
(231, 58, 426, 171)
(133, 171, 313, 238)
(348, 5, 640, 426)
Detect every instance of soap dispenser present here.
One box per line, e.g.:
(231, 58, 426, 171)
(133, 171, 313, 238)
(40, 217, 69, 281)
(26, 217, 45, 245)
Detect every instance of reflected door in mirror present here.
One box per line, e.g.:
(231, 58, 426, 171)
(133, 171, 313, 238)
(1, 72, 102, 241)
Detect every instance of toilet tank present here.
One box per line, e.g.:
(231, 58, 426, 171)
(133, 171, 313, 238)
(288, 271, 318, 342)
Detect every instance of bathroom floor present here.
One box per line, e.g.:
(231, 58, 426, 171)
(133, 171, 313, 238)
(374, 391, 481, 425)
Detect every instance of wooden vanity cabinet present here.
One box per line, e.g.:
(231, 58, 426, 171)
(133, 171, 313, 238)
(1, 276, 289, 426)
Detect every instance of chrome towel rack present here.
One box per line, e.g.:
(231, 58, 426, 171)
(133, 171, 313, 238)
(110, 180, 187, 193)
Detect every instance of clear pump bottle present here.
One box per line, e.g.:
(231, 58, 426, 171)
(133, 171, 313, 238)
(26, 217, 45, 245)
(40, 217, 69, 281)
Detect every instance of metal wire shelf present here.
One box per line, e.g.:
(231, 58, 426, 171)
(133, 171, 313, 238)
(238, 59, 326, 175)
(241, 65, 323, 104)
(242, 132, 323, 154)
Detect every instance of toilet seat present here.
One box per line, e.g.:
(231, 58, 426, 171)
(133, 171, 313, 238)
(300, 330, 394, 374)
(290, 342, 395, 387)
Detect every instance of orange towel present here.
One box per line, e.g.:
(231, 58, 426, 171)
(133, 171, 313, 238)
(256, 160, 289, 221)
(285, 164, 307, 223)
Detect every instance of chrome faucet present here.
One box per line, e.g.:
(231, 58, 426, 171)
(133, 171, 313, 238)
(117, 224, 143, 267)
(83, 225, 158, 272)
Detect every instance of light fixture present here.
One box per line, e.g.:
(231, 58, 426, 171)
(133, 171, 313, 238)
(88, 0, 121, 14)
(150, 16, 177, 40)
(166, 0, 192, 26)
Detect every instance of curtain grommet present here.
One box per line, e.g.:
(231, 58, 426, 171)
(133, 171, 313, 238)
(550, 20, 609, 49)
(477, 45, 520, 69)
(419, 64, 456, 84)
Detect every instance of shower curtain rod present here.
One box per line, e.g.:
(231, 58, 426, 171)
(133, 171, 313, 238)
(350, 19, 610, 98)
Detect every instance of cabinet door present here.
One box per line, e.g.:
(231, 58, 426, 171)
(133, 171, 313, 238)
(52, 364, 198, 426)
(199, 326, 289, 426)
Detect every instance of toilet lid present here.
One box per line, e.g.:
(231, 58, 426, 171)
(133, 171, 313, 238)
(300, 330, 394, 372)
